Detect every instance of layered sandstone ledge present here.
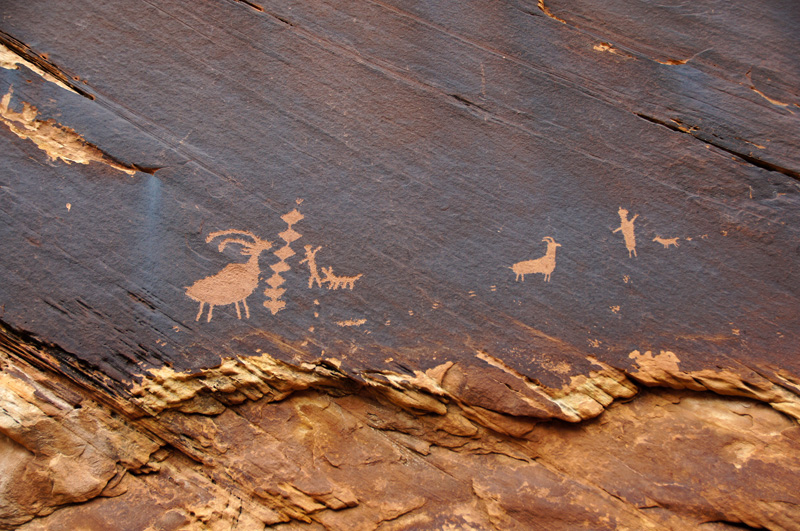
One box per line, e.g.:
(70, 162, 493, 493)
(2, 343, 800, 530)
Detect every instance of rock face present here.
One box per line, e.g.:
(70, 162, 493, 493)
(0, 0, 798, 529)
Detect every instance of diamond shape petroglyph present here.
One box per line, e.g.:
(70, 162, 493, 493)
(273, 246, 296, 261)
(270, 262, 291, 275)
(263, 299, 286, 315)
(281, 209, 304, 226)
(267, 273, 286, 289)
(279, 229, 302, 244)
(261, 205, 304, 315)
(262, 287, 286, 300)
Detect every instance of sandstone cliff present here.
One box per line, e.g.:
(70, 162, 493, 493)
(1, 0, 799, 529)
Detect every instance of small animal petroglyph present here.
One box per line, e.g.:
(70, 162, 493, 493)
(653, 236, 680, 249)
(321, 266, 363, 290)
(612, 207, 638, 258)
(186, 230, 273, 322)
(299, 245, 324, 288)
(510, 236, 561, 282)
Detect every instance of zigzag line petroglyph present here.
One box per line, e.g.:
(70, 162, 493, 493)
(263, 205, 304, 315)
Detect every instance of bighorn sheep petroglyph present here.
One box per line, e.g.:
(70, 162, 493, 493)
(185, 230, 272, 322)
(510, 237, 561, 282)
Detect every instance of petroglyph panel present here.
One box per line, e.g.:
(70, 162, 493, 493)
(0, 0, 797, 408)
(1, 1, 799, 527)
(184, 205, 367, 325)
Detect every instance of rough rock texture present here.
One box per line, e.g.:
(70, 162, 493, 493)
(0, 348, 163, 528)
(3, 344, 800, 530)
(0, 0, 799, 529)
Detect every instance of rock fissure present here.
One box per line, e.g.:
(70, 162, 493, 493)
(130, 346, 800, 439)
(634, 111, 800, 181)
(0, 32, 92, 98)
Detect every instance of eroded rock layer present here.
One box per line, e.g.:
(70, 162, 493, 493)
(3, 345, 800, 530)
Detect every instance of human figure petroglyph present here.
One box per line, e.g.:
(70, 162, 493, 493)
(653, 236, 680, 249)
(185, 230, 272, 322)
(510, 237, 561, 282)
(321, 266, 363, 290)
(613, 207, 638, 258)
(299, 245, 324, 288)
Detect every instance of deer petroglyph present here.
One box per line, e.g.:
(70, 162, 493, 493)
(510, 236, 561, 282)
(185, 230, 272, 322)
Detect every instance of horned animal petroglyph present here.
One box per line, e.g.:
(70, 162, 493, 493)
(510, 237, 561, 282)
(185, 230, 272, 322)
